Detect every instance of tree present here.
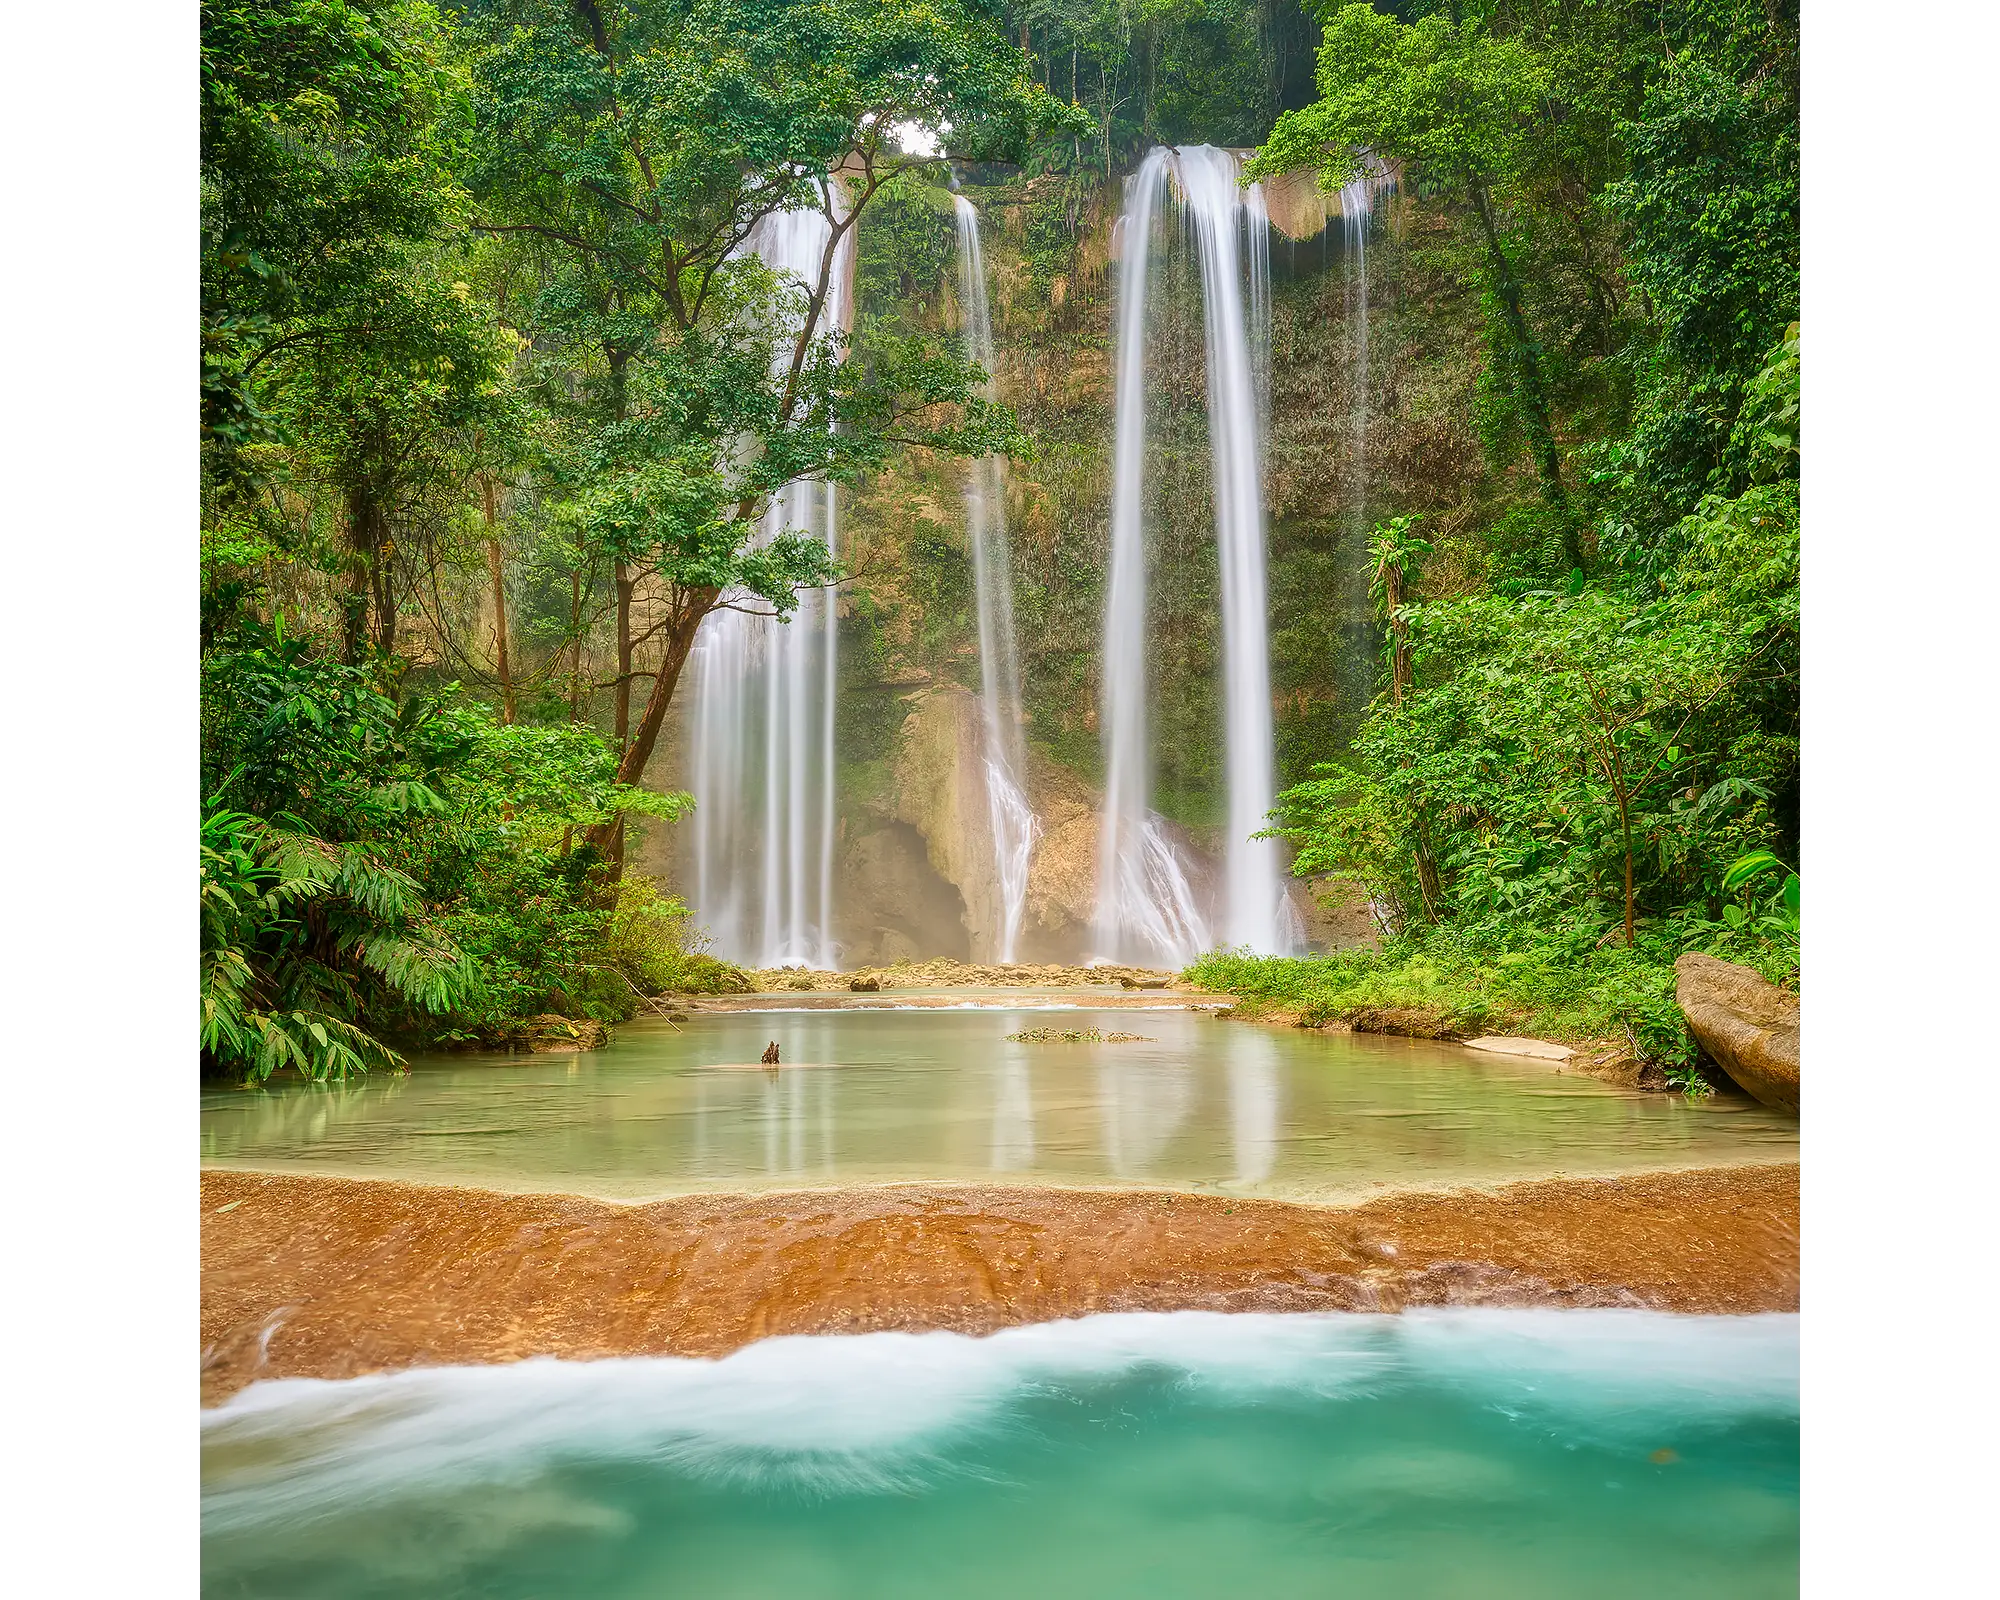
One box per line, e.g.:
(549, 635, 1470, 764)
(203, 0, 527, 660)
(1251, 4, 1577, 563)
(462, 0, 1079, 865)
(1276, 475, 1797, 946)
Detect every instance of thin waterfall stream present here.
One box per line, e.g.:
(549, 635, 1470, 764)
(1176, 145, 1292, 954)
(1338, 158, 1392, 726)
(954, 196, 1040, 962)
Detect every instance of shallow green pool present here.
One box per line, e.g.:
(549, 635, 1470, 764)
(200, 1004, 1796, 1202)
(201, 1309, 1798, 1598)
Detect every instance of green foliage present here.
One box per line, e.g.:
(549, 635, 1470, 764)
(464, 0, 1065, 641)
(1251, 5, 1549, 196)
(1595, 51, 1799, 557)
(200, 609, 693, 1078)
(1187, 907, 1795, 1079)
(1280, 484, 1797, 934)
(201, 807, 465, 1082)
(999, 1, 1312, 173)
(854, 180, 958, 329)
(605, 879, 755, 997)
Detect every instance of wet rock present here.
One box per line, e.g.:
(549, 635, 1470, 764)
(1674, 953, 1799, 1113)
(836, 824, 968, 967)
(1119, 976, 1171, 990)
(1569, 1051, 1671, 1092)
(849, 976, 881, 992)
(1349, 1006, 1465, 1041)
(522, 1015, 607, 1052)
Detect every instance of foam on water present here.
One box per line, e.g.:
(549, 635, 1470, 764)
(204, 1310, 1796, 1524)
(204, 1311, 1799, 1598)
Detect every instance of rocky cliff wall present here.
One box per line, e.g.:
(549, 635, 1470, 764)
(652, 160, 1503, 962)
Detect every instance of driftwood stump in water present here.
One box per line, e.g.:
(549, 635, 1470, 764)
(760, 1041, 780, 1065)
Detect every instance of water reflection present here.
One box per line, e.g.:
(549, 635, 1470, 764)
(990, 1058, 1034, 1172)
(1097, 1057, 1194, 1179)
(1228, 1032, 1280, 1185)
(200, 1007, 1799, 1203)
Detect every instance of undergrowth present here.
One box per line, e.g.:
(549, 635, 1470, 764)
(605, 880, 754, 998)
(1186, 912, 1797, 1081)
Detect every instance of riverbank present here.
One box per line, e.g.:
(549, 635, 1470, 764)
(741, 959, 1180, 992)
(681, 987, 1217, 1013)
(201, 1164, 1797, 1406)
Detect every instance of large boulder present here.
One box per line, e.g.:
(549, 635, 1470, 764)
(1674, 953, 1800, 1113)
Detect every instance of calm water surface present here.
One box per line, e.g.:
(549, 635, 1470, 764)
(200, 999, 1797, 1201)
(201, 1309, 1799, 1599)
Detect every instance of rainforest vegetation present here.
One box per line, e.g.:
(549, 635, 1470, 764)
(201, 0, 1797, 1082)
(1206, 0, 1799, 1071)
(200, 0, 1072, 1078)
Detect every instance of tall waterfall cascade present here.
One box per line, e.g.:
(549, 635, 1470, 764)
(953, 196, 1041, 962)
(1093, 145, 1302, 965)
(689, 191, 856, 968)
(1093, 150, 1208, 967)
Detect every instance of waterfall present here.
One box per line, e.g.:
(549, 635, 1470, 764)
(1094, 150, 1210, 967)
(953, 196, 1041, 962)
(688, 191, 854, 968)
(1342, 169, 1373, 552)
(1176, 145, 1292, 955)
(1094, 146, 1298, 964)
(1335, 159, 1392, 735)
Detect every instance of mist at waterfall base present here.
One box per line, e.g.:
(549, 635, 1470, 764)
(203, 1310, 1799, 1598)
(954, 195, 1040, 964)
(688, 195, 854, 970)
(1095, 148, 1307, 968)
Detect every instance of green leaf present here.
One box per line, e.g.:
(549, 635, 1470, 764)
(1722, 850, 1783, 892)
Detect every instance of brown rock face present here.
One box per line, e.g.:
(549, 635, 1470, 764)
(1675, 953, 1800, 1113)
(834, 821, 971, 966)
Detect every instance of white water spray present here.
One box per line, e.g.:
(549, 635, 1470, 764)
(689, 189, 855, 968)
(954, 196, 1041, 962)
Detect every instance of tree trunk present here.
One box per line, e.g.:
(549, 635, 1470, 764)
(371, 545, 396, 656)
(1613, 778, 1637, 946)
(481, 474, 516, 724)
(568, 569, 585, 721)
(613, 561, 635, 746)
(580, 586, 717, 859)
(606, 345, 633, 746)
(1469, 185, 1581, 570)
(342, 482, 382, 665)
(1382, 559, 1441, 919)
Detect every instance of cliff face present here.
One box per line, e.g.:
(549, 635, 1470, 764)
(655, 159, 1502, 963)
(885, 684, 1111, 964)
